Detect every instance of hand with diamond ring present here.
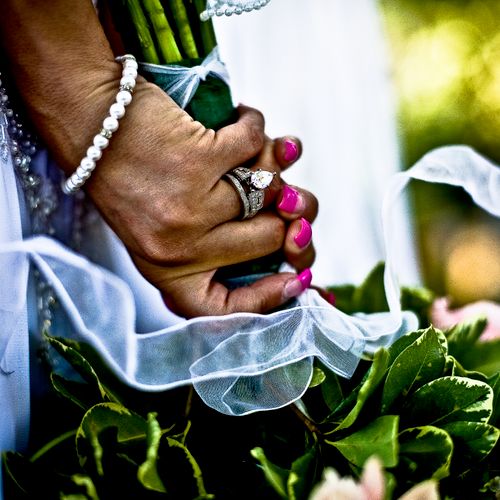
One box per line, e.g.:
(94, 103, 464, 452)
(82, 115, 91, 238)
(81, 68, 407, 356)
(0, 0, 320, 317)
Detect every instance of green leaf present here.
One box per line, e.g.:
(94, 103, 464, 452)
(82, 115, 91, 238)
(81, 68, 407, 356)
(400, 286, 435, 325)
(402, 377, 494, 427)
(381, 327, 447, 413)
(326, 415, 399, 468)
(442, 421, 499, 465)
(137, 412, 166, 493)
(446, 317, 488, 360)
(76, 402, 148, 476)
(50, 373, 102, 411)
(251, 447, 288, 499)
(166, 438, 212, 499)
(458, 339, 500, 377)
(287, 447, 317, 500)
(309, 367, 326, 388)
(446, 356, 489, 383)
(320, 369, 344, 412)
(386, 330, 426, 366)
(46, 336, 108, 402)
(399, 426, 453, 480)
(65, 475, 99, 500)
(489, 372, 500, 426)
(352, 262, 388, 313)
(333, 348, 390, 431)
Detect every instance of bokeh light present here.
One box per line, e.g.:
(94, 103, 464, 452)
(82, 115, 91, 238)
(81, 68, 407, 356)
(380, 0, 500, 304)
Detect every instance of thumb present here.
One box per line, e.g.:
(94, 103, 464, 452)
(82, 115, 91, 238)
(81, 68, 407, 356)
(163, 269, 313, 318)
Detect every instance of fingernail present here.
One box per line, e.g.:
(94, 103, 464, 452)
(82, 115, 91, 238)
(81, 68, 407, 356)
(327, 292, 336, 306)
(294, 218, 312, 249)
(283, 268, 313, 300)
(283, 139, 299, 162)
(278, 185, 303, 214)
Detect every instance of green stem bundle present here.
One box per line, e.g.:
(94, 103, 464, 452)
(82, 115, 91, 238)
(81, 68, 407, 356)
(124, 0, 160, 63)
(170, 0, 199, 58)
(142, 0, 182, 63)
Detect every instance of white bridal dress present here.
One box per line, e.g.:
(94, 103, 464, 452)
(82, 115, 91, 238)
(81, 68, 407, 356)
(1, 1, 500, 497)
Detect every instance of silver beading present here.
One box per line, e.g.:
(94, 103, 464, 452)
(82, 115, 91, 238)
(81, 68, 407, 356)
(0, 70, 59, 332)
(200, 0, 271, 20)
(62, 54, 138, 195)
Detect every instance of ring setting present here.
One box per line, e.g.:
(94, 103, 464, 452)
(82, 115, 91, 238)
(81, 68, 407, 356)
(224, 167, 276, 219)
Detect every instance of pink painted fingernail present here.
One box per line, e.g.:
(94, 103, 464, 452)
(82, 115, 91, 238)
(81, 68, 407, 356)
(327, 292, 336, 306)
(278, 185, 303, 214)
(283, 268, 313, 300)
(283, 139, 299, 162)
(294, 218, 312, 249)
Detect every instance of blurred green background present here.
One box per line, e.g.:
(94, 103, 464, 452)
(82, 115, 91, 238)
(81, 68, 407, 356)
(380, 0, 500, 304)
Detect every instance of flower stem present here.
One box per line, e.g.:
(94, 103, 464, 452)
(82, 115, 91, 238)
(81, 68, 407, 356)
(124, 0, 160, 63)
(169, 0, 200, 59)
(141, 0, 183, 63)
(193, 0, 217, 56)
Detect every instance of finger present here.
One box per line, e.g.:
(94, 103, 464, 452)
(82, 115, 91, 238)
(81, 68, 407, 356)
(273, 136, 302, 171)
(276, 184, 319, 222)
(163, 268, 314, 317)
(198, 212, 287, 267)
(209, 136, 284, 222)
(283, 218, 316, 272)
(209, 172, 284, 222)
(211, 105, 266, 172)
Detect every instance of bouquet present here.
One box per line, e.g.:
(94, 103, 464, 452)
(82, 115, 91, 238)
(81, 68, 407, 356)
(3, 264, 499, 499)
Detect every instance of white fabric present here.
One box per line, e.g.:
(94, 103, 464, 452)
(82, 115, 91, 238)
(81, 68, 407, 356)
(139, 47, 230, 109)
(214, 0, 421, 286)
(2, 142, 499, 425)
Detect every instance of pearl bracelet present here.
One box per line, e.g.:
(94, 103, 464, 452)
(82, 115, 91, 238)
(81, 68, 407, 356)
(61, 54, 138, 195)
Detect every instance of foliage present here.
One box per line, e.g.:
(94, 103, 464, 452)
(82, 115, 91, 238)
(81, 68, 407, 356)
(3, 264, 499, 499)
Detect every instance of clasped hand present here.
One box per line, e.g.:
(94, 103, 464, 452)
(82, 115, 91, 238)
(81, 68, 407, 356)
(87, 82, 318, 317)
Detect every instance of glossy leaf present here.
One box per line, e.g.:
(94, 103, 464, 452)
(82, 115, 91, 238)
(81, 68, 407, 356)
(352, 262, 388, 313)
(309, 367, 326, 388)
(333, 348, 390, 431)
(442, 421, 499, 465)
(489, 372, 500, 426)
(46, 336, 108, 401)
(402, 377, 493, 427)
(381, 327, 447, 413)
(399, 426, 453, 480)
(287, 448, 317, 500)
(446, 317, 488, 359)
(137, 412, 166, 493)
(165, 437, 212, 499)
(326, 415, 399, 467)
(251, 447, 288, 499)
(76, 402, 148, 476)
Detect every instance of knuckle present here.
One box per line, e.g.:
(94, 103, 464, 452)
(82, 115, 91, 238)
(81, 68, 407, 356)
(246, 123, 265, 154)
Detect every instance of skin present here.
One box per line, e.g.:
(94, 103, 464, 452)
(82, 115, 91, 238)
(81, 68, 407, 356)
(0, 0, 320, 317)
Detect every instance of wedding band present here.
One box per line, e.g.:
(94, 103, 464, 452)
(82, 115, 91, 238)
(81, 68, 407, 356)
(223, 167, 276, 219)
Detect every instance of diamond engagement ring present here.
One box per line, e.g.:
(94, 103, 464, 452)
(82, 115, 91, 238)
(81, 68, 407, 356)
(223, 167, 277, 219)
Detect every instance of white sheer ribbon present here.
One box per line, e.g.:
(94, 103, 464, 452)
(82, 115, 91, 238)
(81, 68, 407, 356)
(1, 146, 499, 416)
(139, 47, 229, 109)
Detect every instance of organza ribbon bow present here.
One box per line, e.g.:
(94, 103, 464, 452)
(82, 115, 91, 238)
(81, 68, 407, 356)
(139, 47, 230, 109)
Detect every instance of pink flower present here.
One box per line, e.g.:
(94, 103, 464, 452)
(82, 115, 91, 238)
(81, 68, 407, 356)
(430, 297, 500, 341)
(309, 457, 439, 500)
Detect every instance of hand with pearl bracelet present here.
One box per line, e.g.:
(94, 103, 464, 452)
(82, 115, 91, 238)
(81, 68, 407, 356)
(0, 0, 323, 317)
